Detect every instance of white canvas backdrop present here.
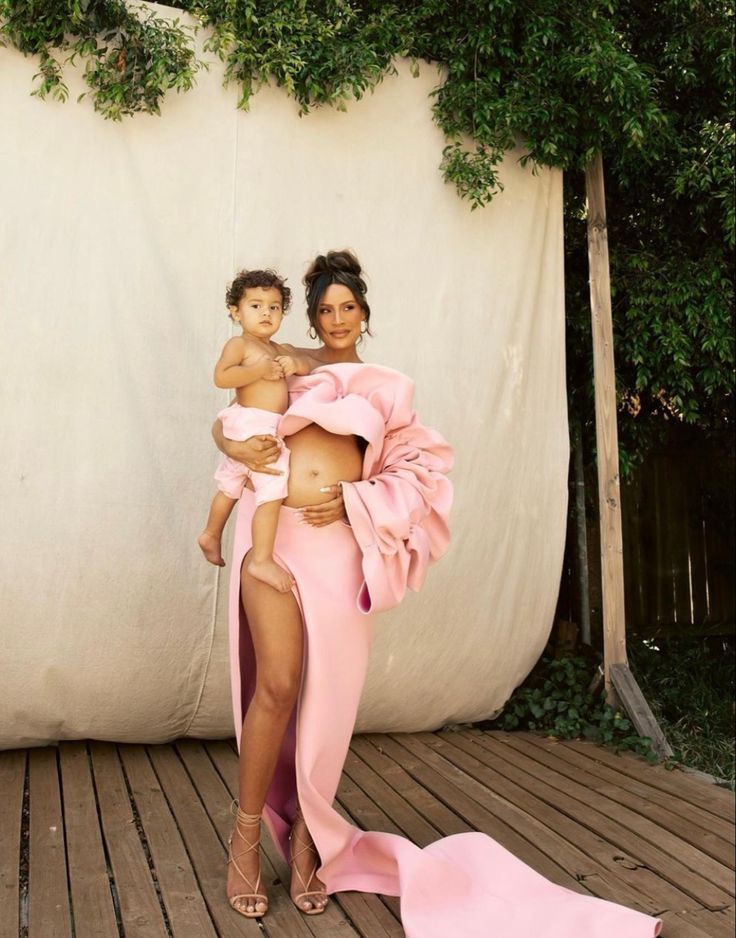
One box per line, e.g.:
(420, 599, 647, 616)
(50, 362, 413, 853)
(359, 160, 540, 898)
(0, 6, 568, 748)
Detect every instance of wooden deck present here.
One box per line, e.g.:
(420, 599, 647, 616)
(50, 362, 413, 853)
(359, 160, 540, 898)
(0, 730, 733, 938)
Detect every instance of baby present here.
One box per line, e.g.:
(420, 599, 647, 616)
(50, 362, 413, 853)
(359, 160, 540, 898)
(198, 269, 315, 592)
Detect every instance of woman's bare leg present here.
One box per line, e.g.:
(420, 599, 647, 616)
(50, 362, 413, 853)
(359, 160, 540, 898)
(228, 558, 301, 914)
(239, 560, 303, 812)
(228, 557, 326, 914)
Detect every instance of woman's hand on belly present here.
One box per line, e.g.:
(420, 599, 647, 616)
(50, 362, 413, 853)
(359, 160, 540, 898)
(298, 484, 348, 527)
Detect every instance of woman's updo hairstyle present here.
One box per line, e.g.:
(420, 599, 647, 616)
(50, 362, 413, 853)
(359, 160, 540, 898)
(303, 249, 372, 338)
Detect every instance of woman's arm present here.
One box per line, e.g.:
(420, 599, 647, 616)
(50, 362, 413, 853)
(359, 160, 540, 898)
(275, 343, 323, 377)
(211, 418, 283, 475)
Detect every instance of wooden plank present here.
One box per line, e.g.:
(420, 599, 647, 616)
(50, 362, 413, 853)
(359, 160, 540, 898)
(585, 152, 627, 696)
(610, 663, 673, 759)
(637, 458, 659, 628)
(118, 746, 217, 938)
(0, 750, 25, 938)
(563, 738, 735, 822)
(337, 760, 406, 838)
(653, 457, 668, 626)
(145, 744, 263, 938)
(325, 888, 403, 938)
(687, 457, 711, 627)
(669, 905, 735, 938)
(28, 748, 71, 938)
(702, 472, 736, 624)
(502, 733, 733, 867)
(58, 743, 118, 938)
(351, 736, 470, 837)
(626, 470, 647, 627)
(344, 743, 444, 846)
(468, 733, 733, 908)
(521, 733, 735, 854)
(667, 449, 693, 627)
(404, 732, 674, 914)
(658, 909, 722, 938)
(89, 742, 168, 938)
(369, 734, 586, 893)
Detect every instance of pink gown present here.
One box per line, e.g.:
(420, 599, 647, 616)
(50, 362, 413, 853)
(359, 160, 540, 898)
(228, 363, 662, 938)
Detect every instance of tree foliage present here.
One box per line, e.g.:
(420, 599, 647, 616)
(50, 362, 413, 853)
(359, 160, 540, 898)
(1, 0, 733, 467)
(563, 0, 734, 472)
(0, 0, 202, 118)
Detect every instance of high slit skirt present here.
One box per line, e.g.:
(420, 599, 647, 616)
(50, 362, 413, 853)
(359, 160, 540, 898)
(228, 489, 662, 938)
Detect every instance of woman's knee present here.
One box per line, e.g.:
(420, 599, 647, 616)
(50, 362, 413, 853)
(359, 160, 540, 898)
(255, 667, 301, 711)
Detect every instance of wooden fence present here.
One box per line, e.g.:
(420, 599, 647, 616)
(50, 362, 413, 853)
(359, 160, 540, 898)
(558, 429, 735, 641)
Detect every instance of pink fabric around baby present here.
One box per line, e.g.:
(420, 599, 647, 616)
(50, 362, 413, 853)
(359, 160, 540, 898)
(228, 363, 662, 938)
(215, 403, 289, 504)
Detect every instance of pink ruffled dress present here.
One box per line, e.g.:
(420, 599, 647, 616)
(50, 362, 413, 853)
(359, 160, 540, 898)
(228, 363, 662, 938)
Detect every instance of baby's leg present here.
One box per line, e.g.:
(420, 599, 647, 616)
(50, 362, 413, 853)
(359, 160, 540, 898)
(247, 500, 295, 593)
(198, 491, 236, 566)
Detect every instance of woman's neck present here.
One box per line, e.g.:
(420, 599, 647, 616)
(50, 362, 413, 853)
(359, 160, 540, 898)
(318, 347, 362, 364)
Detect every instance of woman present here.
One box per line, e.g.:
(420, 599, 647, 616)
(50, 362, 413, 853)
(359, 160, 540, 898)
(214, 251, 662, 938)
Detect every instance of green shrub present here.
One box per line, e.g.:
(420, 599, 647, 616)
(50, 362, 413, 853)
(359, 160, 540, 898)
(629, 637, 735, 784)
(487, 641, 735, 784)
(488, 654, 657, 760)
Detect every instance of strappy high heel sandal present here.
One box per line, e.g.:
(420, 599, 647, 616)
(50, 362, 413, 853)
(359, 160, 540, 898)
(227, 804, 268, 918)
(289, 806, 329, 915)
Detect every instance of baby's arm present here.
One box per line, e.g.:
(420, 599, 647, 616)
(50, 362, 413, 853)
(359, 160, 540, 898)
(214, 337, 283, 388)
(274, 343, 322, 377)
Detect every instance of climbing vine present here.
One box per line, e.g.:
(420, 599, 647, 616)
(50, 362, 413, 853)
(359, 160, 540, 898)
(1, 1, 665, 204)
(0, 1, 202, 119)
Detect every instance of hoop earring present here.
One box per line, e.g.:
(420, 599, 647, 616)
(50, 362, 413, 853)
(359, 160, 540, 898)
(308, 326, 318, 340)
(360, 324, 368, 335)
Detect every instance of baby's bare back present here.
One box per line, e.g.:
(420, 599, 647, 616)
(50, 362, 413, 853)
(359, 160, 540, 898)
(235, 339, 289, 413)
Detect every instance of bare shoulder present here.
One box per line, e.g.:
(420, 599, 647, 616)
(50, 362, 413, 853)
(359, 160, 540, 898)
(221, 334, 247, 353)
(215, 334, 246, 362)
(240, 336, 272, 361)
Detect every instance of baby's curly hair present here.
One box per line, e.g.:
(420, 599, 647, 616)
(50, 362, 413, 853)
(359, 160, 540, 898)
(226, 269, 292, 312)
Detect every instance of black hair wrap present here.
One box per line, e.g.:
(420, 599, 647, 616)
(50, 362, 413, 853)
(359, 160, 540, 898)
(306, 270, 366, 309)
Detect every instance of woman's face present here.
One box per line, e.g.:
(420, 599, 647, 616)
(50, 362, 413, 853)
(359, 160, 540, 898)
(316, 284, 365, 350)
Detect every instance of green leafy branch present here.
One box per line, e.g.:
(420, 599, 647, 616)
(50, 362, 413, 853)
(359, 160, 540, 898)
(0, 0, 203, 119)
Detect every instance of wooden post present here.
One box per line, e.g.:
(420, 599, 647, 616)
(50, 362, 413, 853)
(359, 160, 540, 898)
(585, 153, 628, 692)
(585, 153, 672, 759)
(571, 417, 592, 645)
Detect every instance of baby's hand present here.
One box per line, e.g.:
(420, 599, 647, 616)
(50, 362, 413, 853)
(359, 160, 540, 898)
(275, 355, 298, 377)
(262, 359, 284, 381)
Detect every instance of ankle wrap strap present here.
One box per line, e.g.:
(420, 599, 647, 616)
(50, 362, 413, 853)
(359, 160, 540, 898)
(237, 808, 262, 823)
(231, 799, 262, 823)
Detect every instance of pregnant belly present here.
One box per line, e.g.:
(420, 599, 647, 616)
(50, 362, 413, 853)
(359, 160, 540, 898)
(283, 424, 364, 508)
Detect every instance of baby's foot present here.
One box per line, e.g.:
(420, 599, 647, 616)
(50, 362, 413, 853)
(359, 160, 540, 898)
(248, 557, 294, 593)
(198, 531, 225, 566)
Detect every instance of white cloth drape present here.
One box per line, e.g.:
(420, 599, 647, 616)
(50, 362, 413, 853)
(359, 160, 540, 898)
(0, 5, 567, 747)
